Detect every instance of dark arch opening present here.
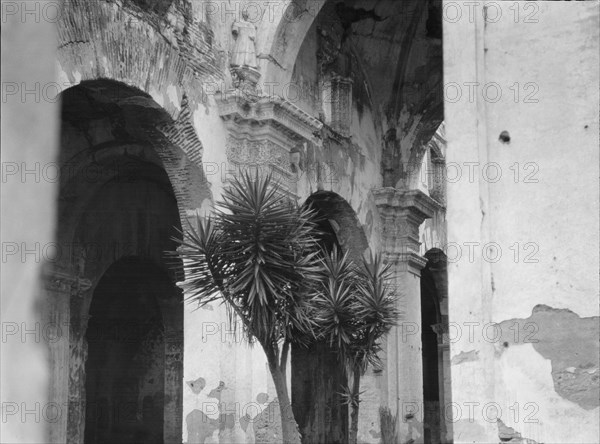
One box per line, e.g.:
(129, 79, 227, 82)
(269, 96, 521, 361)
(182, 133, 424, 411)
(420, 248, 450, 443)
(55, 80, 185, 444)
(291, 191, 369, 444)
(303, 191, 369, 263)
(85, 257, 180, 444)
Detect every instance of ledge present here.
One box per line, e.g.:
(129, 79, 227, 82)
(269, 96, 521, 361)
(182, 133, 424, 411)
(216, 91, 323, 144)
(371, 188, 442, 220)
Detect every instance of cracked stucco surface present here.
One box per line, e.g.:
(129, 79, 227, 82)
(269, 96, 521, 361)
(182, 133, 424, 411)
(496, 305, 599, 410)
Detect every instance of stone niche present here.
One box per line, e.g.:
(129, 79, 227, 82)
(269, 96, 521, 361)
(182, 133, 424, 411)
(216, 91, 323, 199)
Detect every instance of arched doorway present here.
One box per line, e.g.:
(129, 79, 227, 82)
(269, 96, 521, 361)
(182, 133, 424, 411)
(85, 258, 179, 444)
(292, 191, 369, 444)
(51, 80, 187, 443)
(420, 248, 450, 443)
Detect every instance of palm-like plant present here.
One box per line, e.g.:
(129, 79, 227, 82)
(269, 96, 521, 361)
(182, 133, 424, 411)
(173, 172, 323, 444)
(312, 248, 399, 444)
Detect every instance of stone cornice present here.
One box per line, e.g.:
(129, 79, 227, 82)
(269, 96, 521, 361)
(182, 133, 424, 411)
(372, 188, 441, 220)
(216, 91, 323, 144)
(383, 251, 429, 276)
(373, 188, 440, 275)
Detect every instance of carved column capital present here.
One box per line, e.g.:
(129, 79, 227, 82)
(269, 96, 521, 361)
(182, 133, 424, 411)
(372, 188, 441, 275)
(44, 270, 92, 298)
(431, 322, 450, 346)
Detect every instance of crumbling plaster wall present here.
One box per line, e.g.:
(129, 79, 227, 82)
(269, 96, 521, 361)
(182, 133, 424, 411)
(53, 3, 231, 443)
(1, 5, 59, 443)
(55, 0, 229, 208)
(51, 1, 447, 443)
(444, 2, 599, 442)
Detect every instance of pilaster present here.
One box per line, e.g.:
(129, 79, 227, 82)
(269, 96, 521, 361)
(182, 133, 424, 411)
(371, 187, 439, 443)
(43, 269, 92, 444)
(372, 188, 440, 276)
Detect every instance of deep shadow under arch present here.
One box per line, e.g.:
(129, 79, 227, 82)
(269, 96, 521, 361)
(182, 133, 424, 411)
(54, 80, 185, 444)
(291, 191, 369, 444)
(420, 248, 451, 443)
(85, 257, 179, 444)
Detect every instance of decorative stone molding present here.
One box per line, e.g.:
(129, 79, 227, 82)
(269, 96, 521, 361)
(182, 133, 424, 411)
(222, 136, 301, 201)
(226, 139, 289, 171)
(372, 188, 441, 275)
(230, 66, 261, 92)
(217, 91, 323, 199)
(217, 93, 322, 145)
(44, 270, 92, 297)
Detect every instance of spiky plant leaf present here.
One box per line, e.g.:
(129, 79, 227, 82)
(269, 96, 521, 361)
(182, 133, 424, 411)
(172, 172, 323, 347)
(311, 246, 363, 362)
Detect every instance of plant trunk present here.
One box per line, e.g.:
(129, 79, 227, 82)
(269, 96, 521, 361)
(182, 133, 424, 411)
(267, 352, 302, 444)
(349, 365, 361, 444)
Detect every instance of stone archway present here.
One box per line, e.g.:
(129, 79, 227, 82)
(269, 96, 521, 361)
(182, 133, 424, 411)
(291, 191, 370, 444)
(44, 79, 196, 444)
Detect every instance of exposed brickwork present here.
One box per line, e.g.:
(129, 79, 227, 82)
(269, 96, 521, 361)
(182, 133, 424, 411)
(58, 0, 224, 118)
(158, 95, 203, 166)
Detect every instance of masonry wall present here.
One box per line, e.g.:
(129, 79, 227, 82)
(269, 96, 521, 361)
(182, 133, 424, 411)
(50, 1, 448, 442)
(444, 2, 599, 442)
(0, 7, 59, 443)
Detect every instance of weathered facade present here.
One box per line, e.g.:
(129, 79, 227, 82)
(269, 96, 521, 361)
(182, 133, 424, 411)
(1, 1, 598, 444)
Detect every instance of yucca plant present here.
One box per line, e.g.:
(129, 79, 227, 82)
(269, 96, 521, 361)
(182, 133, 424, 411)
(312, 248, 399, 444)
(172, 172, 323, 444)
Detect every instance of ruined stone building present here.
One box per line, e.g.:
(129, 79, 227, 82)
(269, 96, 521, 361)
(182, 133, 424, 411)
(1, 1, 598, 443)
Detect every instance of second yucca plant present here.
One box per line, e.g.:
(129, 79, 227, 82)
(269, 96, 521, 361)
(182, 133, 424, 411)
(312, 247, 400, 444)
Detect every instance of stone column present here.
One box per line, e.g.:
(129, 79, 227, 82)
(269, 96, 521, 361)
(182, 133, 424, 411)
(43, 269, 92, 444)
(66, 275, 92, 444)
(164, 328, 184, 444)
(431, 321, 452, 441)
(372, 188, 439, 443)
(43, 272, 73, 444)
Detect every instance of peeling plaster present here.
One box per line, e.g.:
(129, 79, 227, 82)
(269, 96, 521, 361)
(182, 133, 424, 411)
(451, 349, 479, 366)
(497, 418, 538, 443)
(185, 378, 270, 443)
(167, 84, 181, 110)
(495, 342, 599, 443)
(496, 304, 599, 409)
